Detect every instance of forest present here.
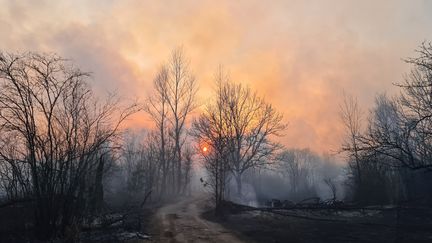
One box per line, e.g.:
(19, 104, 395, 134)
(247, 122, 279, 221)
(0, 42, 432, 242)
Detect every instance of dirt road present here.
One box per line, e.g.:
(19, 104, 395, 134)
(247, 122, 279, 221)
(150, 196, 244, 243)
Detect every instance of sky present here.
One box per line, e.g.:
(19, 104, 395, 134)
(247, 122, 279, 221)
(1, 0, 431, 154)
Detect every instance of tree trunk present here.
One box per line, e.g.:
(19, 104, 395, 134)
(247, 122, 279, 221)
(91, 154, 105, 214)
(235, 173, 242, 198)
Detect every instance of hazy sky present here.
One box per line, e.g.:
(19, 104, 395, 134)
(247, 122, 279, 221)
(1, 0, 431, 154)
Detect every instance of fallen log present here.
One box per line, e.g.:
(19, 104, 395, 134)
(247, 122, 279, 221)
(223, 200, 431, 223)
(261, 208, 348, 223)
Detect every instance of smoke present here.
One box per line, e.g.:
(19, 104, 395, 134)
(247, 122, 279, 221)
(228, 181, 259, 207)
(223, 148, 346, 206)
(1, 0, 430, 154)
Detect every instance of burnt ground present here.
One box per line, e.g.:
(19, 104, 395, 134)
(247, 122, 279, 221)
(203, 205, 432, 243)
(0, 201, 36, 242)
(149, 195, 432, 243)
(0, 200, 155, 243)
(2, 196, 432, 243)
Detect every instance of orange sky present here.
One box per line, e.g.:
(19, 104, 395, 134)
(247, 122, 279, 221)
(1, 0, 431, 154)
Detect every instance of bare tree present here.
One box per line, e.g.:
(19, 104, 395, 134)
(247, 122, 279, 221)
(222, 79, 285, 197)
(182, 145, 194, 195)
(0, 137, 31, 200)
(144, 66, 171, 197)
(192, 68, 232, 213)
(193, 67, 285, 200)
(361, 94, 407, 166)
(278, 148, 319, 200)
(354, 43, 432, 171)
(340, 93, 363, 184)
(0, 52, 138, 239)
(144, 47, 197, 196)
(165, 47, 197, 194)
(396, 42, 432, 170)
(120, 130, 158, 203)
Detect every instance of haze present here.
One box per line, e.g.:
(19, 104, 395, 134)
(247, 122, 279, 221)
(1, 0, 431, 152)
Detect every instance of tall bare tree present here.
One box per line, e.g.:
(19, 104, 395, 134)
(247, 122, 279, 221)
(192, 68, 232, 212)
(193, 67, 285, 199)
(144, 66, 171, 197)
(145, 47, 197, 195)
(340, 93, 363, 184)
(165, 47, 197, 193)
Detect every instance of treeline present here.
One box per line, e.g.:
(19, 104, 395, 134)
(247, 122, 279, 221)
(0, 53, 139, 239)
(0, 48, 201, 240)
(243, 148, 341, 204)
(99, 128, 195, 207)
(0, 47, 237, 240)
(341, 42, 432, 205)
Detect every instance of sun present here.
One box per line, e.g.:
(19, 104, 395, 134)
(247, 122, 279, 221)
(202, 146, 208, 153)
